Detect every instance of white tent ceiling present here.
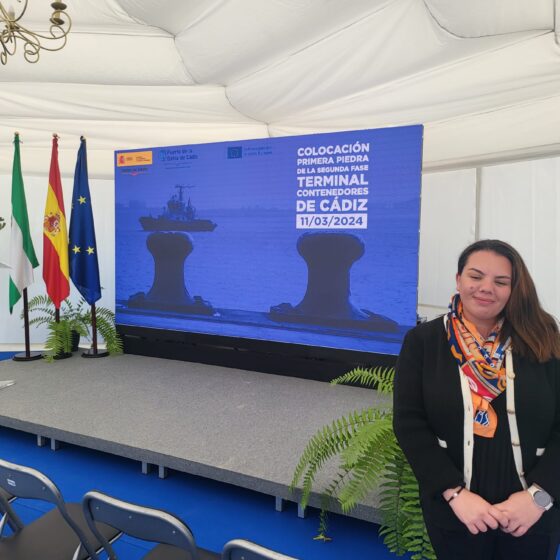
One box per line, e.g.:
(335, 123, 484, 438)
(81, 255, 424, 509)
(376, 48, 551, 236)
(1, 0, 559, 178)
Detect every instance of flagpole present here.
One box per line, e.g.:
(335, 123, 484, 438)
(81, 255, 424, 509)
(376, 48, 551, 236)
(82, 303, 108, 358)
(92, 303, 97, 350)
(13, 289, 42, 362)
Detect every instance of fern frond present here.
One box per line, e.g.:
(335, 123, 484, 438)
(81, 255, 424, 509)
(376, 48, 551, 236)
(24, 295, 56, 322)
(43, 320, 73, 361)
(314, 468, 352, 538)
(331, 366, 395, 394)
(378, 441, 411, 555)
(409, 527, 436, 560)
(28, 317, 52, 328)
(290, 408, 376, 508)
(340, 414, 393, 468)
(95, 306, 116, 322)
(75, 302, 122, 354)
(377, 440, 435, 559)
(95, 314, 123, 354)
(338, 429, 396, 512)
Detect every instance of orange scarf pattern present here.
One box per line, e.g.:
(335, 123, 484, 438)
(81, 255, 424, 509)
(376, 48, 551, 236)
(447, 294, 510, 438)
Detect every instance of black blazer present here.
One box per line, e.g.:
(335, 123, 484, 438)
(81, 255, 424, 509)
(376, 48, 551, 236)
(393, 317, 560, 529)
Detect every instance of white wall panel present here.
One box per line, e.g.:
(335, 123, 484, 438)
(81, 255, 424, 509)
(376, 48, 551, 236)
(0, 176, 115, 347)
(418, 169, 476, 319)
(480, 157, 560, 321)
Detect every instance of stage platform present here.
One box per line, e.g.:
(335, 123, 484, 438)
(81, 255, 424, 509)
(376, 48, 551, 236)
(0, 354, 388, 523)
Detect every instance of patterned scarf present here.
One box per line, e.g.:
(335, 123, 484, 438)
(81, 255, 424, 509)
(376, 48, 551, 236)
(446, 293, 510, 438)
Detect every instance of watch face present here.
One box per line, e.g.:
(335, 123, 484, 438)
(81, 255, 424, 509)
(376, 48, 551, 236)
(534, 489, 552, 508)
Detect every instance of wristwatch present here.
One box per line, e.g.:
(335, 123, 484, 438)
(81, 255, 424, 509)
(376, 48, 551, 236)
(528, 484, 554, 511)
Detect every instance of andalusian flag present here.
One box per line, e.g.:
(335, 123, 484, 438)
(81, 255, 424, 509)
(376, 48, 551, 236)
(8, 133, 39, 313)
(43, 135, 70, 309)
(69, 137, 101, 304)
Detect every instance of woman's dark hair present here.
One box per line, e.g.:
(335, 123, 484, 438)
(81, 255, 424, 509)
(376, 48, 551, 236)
(458, 239, 560, 362)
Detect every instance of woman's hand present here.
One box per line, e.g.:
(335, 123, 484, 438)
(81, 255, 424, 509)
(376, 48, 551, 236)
(443, 487, 508, 534)
(494, 490, 544, 537)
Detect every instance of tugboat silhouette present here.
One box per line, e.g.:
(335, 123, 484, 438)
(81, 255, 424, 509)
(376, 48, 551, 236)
(139, 185, 217, 232)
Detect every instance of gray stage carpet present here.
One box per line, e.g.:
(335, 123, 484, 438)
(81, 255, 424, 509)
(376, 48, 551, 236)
(0, 354, 389, 522)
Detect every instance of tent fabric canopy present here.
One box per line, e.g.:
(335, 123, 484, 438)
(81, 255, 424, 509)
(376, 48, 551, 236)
(0, 0, 559, 178)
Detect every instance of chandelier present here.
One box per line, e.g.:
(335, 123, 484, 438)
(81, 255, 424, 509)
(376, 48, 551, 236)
(0, 1, 71, 65)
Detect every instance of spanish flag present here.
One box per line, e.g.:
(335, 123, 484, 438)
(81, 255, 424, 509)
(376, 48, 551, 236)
(43, 135, 70, 309)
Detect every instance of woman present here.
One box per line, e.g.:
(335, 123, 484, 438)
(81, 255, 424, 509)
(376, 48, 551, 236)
(393, 239, 560, 559)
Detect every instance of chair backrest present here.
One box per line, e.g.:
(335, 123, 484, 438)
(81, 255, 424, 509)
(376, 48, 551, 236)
(222, 539, 299, 560)
(0, 458, 62, 505)
(0, 458, 99, 558)
(83, 490, 198, 558)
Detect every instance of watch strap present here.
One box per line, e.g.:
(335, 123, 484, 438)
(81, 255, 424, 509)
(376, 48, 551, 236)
(528, 484, 554, 511)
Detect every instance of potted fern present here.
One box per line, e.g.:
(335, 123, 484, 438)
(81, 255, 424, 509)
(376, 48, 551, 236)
(290, 366, 435, 560)
(26, 295, 122, 361)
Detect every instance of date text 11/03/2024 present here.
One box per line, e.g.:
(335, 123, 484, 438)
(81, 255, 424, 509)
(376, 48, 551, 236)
(296, 213, 367, 229)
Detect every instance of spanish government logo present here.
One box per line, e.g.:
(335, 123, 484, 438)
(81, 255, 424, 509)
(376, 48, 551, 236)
(116, 151, 153, 167)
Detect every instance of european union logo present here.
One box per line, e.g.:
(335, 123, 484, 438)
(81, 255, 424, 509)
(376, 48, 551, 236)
(68, 138, 101, 305)
(227, 146, 242, 159)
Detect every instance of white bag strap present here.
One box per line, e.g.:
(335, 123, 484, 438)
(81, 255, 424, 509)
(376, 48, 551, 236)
(505, 348, 527, 489)
(459, 368, 474, 489)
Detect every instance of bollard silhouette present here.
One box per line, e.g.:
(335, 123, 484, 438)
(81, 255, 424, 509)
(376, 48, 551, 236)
(127, 232, 214, 315)
(269, 232, 398, 331)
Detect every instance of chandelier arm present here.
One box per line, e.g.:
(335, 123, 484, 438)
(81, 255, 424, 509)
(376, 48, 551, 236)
(0, 3, 10, 20)
(11, 0, 29, 24)
(1, 29, 17, 53)
(0, 0, 71, 65)
(0, 41, 10, 65)
(1, 42, 15, 65)
(13, 24, 71, 43)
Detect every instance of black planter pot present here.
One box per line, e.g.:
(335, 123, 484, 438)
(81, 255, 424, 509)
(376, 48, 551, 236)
(71, 330, 80, 353)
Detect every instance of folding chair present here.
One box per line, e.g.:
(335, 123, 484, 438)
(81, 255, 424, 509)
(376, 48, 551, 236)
(0, 458, 121, 560)
(222, 539, 299, 560)
(0, 486, 19, 533)
(82, 490, 220, 559)
(0, 488, 13, 504)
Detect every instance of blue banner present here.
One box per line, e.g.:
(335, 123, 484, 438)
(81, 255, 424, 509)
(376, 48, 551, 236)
(115, 126, 423, 355)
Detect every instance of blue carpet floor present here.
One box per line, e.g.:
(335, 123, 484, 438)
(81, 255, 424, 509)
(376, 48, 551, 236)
(0, 426, 397, 559)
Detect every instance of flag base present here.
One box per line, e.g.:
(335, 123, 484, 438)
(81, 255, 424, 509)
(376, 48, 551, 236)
(12, 351, 43, 362)
(82, 349, 109, 359)
(53, 352, 73, 360)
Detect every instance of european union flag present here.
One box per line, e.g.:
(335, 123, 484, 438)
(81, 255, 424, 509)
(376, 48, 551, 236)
(68, 137, 101, 304)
